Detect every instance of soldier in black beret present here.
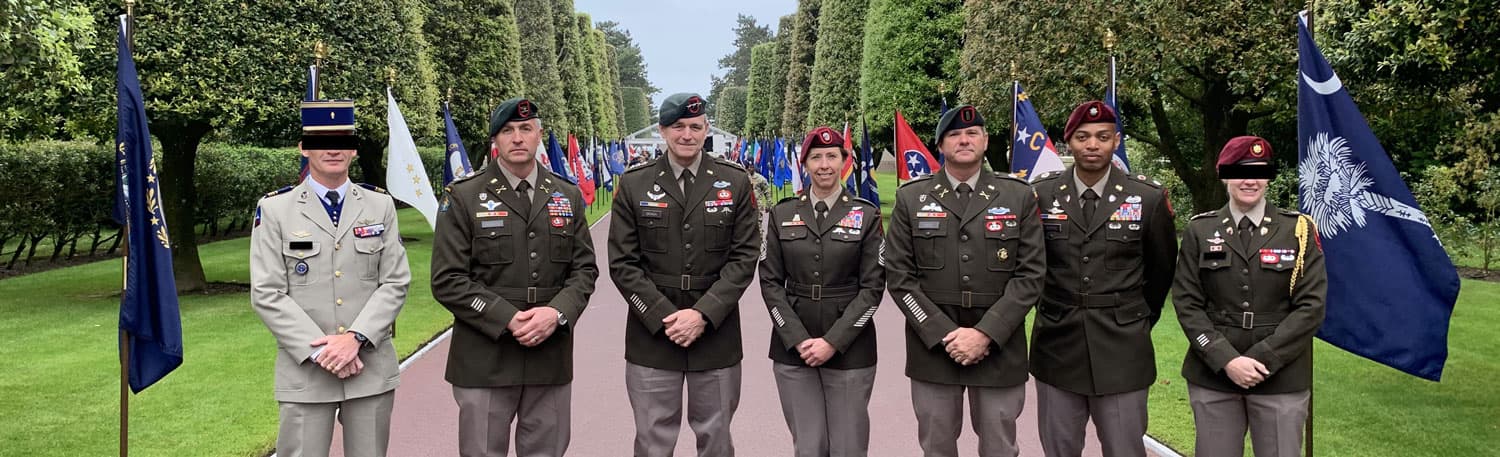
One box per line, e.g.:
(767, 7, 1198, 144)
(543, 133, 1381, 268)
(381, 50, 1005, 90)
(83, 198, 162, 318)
(1029, 100, 1177, 457)
(886, 104, 1046, 457)
(430, 97, 599, 457)
(609, 92, 761, 455)
(1174, 136, 1326, 457)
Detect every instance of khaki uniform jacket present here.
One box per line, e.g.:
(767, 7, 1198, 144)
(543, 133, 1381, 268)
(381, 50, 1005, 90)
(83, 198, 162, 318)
(1173, 204, 1327, 394)
(885, 171, 1045, 387)
(608, 156, 761, 371)
(759, 193, 884, 369)
(1029, 168, 1177, 395)
(430, 166, 598, 387)
(250, 182, 410, 403)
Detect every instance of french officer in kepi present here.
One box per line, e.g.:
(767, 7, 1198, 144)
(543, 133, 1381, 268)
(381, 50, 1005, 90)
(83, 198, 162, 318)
(885, 104, 1046, 457)
(1029, 101, 1178, 457)
(1173, 136, 1326, 457)
(760, 126, 885, 457)
(250, 92, 411, 457)
(429, 98, 598, 457)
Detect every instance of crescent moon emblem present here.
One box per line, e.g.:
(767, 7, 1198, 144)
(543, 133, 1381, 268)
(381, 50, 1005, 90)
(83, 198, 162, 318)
(1301, 71, 1343, 95)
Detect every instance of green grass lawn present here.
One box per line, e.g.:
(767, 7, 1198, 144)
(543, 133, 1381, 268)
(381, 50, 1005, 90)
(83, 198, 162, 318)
(0, 199, 610, 457)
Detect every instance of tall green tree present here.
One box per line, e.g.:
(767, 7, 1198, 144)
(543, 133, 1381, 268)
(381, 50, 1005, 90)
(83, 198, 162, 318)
(598, 20, 657, 96)
(73, 0, 439, 291)
(766, 14, 794, 139)
(0, 0, 97, 140)
(711, 14, 773, 117)
(780, 0, 821, 138)
(554, 0, 592, 138)
(961, 0, 1301, 213)
(621, 86, 650, 133)
(714, 86, 749, 135)
(606, 43, 627, 138)
(742, 42, 779, 138)
(578, 17, 618, 139)
(805, 0, 868, 131)
(859, 0, 962, 151)
(425, 0, 526, 155)
(516, 0, 569, 135)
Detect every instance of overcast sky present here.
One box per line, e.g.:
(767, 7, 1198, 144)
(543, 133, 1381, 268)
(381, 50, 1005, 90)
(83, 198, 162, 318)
(574, 0, 797, 108)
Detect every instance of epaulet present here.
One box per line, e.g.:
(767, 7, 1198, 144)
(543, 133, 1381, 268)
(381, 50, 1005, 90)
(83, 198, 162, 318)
(1279, 208, 1303, 217)
(899, 174, 935, 188)
(777, 196, 801, 205)
(447, 170, 484, 187)
(1190, 211, 1217, 220)
(993, 172, 1029, 185)
(357, 183, 389, 194)
(263, 185, 294, 198)
(1127, 173, 1164, 189)
(846, 195, 877, 208)
(624, 159, 655, 174)
(1031, 170, 1064, 182)
(714, 157, 746, 171)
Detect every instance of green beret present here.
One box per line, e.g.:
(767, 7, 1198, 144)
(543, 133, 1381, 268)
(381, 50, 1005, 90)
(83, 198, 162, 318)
(935, 104, 985, 139)
(487, 98, 539, 137)
(658, 92, 706, 126)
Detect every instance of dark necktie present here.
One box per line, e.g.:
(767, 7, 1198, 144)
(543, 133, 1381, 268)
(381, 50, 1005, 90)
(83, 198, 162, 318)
(956, 183, 973, 210)
(324, 190, 341, 226)
(815, 201, 829, 228)
(1239, 216, 1255, 246)
(1082, 189, 1100, 227)
(514, 180, 532, 216)
(681, 169, 695, 194)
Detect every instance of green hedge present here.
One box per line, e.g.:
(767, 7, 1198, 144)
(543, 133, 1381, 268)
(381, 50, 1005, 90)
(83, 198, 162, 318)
(0, 141, 451, 268)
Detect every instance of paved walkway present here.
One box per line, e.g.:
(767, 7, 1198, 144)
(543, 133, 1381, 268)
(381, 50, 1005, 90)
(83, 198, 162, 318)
(329, 216, 1159, 456)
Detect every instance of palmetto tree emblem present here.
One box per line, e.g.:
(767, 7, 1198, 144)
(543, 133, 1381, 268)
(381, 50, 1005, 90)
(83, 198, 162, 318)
(1298, 133, 1432, 238)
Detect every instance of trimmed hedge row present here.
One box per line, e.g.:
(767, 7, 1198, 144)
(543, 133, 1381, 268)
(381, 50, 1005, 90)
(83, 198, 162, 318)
(0, 141, 449, 268)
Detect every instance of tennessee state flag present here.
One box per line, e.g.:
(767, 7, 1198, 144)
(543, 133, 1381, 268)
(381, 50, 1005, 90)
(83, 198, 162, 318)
(894, 110, 939, 181)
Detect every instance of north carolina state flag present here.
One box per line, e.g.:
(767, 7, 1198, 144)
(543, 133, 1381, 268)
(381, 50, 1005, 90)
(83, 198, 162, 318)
(894, 110, 939, 181)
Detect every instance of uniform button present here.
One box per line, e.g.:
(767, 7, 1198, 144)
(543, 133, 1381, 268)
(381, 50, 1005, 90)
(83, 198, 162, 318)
(961, 275, 970, 282)
(961, 254, 971, 262)
(1082, 256, 1090, 263)
(529, 251, 538, 259)
(334, 270, 342, 278)
(685, 243, 693, 250)
(813, 271, 821, 278)
(814, 238, 821, 244)
(1241, 301, 1251, 308)
(1241, 268, 1249, 274)
(1083, 276, 1091, 282)
(685, 264, 693, 269)
(530, 272, 539, 279)
(335, 243, 341, 250)
(336, 298, 343, 305)
(489, 231, 497, 236)
(683, 224, 692, 230)
(337, 326, 346, 333)
(1241, 285, 1250, 291)
(960, 234, 969, 241)
(528, 232, 536, 239)
(813, 254, 821, 261)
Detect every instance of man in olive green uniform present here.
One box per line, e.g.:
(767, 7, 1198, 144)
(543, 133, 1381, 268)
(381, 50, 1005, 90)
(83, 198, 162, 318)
(1174, 136, 1326, 457)
(251, 98, 410, 457)
(1029, 101, 1177, 457)
(885, 105, 1046, 457)
(429, 98, 598, 457)
(609, 93, 761, 457)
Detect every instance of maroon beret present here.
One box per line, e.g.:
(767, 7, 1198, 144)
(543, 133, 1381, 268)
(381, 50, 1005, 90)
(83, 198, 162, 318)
(800, 126, 845, 162)
(1217, 136, 1273, 167)
(1063, 101, 1118, 140)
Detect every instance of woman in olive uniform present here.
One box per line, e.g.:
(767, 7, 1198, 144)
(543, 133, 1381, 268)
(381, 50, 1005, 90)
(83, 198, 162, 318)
(1173, 136, 1326, 457)
(759, 126, 885, 457)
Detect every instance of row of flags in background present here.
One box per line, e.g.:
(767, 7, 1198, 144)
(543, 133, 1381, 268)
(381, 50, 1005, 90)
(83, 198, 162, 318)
(732, 122, 882, 207)
(110, 11, 1457, 399)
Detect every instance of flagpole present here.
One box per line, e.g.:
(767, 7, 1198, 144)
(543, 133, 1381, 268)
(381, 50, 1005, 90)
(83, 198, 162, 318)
(1009, 61, 1018, 172)
(1304, 4, 1317, 456)
(118, 4, 136, 455)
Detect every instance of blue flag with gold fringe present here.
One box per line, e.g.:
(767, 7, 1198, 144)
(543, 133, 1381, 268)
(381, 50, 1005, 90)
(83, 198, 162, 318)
(1297, 12, 1459, 381)
(440, 102, 472, 186)
(115, 15, 183, 393)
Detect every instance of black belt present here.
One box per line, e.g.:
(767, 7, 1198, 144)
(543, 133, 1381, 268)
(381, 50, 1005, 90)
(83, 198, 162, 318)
(1210, 311, 1288, 330)
(1043, 290, 1129, 308)
(649, 273, 721, 291)
(785, 282, 859, 300)
(494, 286, 561, 305)
(925, 290, 1001, 308)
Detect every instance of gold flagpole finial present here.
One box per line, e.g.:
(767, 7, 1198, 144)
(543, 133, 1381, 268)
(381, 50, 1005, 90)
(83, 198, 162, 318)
(313, 41, 327, 67)
(1010, 61, 1018, 79)
(446, 87, 454, 103)
(386, 67, 396, 86)
(1104, 29, 1117, 52)
(125, 0, 136, 16)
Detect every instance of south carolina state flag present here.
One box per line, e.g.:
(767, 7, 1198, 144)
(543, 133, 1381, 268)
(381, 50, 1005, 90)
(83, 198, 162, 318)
(894, 110, 939, 181)
(1297, 11, 1459, 381)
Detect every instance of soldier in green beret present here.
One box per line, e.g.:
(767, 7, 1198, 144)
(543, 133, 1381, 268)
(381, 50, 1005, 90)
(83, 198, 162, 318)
(1174, 136, 1326, 457)
(609, 93, 761, 456)
(885, 105, 1046, 457)
(430, 98, 599, 456)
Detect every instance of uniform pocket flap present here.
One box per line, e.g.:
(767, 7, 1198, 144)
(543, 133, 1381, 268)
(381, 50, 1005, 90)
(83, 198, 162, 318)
(1114, 302, 1151, 325)
(282, 241, 321, 258)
